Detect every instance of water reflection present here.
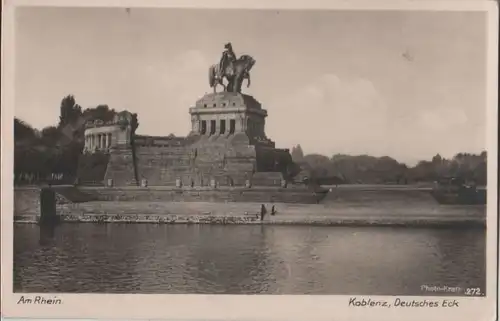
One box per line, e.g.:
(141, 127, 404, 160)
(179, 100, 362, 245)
(39, 224, 56, 246)
(13, 224, 486, 295)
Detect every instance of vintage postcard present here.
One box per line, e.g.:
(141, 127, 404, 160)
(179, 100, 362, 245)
(1, 0, 498, 320)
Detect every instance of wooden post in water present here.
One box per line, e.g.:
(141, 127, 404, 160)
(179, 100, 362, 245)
(39, 188, 58, 225)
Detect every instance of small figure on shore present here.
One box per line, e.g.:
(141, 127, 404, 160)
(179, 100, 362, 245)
(260, 204, 267, 221)
(271, 205, 276, 216)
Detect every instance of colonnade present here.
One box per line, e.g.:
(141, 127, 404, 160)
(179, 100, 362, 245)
(198, 118, 265, 137)
(85, 133, 113, 151)
(198, 118, 245, 135)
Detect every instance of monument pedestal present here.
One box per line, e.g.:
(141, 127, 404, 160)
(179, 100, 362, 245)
(187, 92, 293, 187)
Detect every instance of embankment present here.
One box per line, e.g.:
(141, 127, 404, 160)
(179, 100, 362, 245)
(321, 185, 438, 206)
(14, 185, 486, 227)
(78, 186, 324, 204)
(14, 187, 42, 221)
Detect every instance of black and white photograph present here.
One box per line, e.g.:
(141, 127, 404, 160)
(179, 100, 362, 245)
(2, 0, 498, 320)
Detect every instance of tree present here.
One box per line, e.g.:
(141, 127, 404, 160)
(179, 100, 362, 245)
(432, 154, 443, 164)
(83, 104, 117, 123)
(291, 144, 304, 162)
(59, 95, 83, 128)
(40, 126, 60, 145)
(14, 118, 37, 141)
(130, 113, 139, 135)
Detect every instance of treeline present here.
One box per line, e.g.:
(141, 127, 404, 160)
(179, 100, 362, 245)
(291, 145, 487, 186)
(14, 95, 119, 185)
(15, 94, 488, 187)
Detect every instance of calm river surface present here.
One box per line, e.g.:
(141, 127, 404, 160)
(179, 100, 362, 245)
(14, 224, 485, 295)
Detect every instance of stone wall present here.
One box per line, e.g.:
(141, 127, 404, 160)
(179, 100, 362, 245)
(56, 213, 261, 224)
(104, 146, 137, 186)
(323, 187, 439, 206)
(14, 187, 42, 221)
(81, 186, 325, 204)
(77, 138, 294, 188)
(76, 152, 111, 185)
(132, 132, 288, 188)
(135, 145, 194, 186)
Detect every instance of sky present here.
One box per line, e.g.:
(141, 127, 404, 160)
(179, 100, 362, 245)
(14, 7, 487, 165)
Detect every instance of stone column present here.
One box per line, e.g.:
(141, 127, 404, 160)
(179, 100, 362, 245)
(243, 117, 248, 131)
(235, 115, 244, 132)
(214, 118, 219, 134)
(101, 134, 105, 150)
(192, 117, 199, 133)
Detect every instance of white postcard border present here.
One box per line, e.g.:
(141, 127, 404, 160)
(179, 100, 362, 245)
(1, 0, 498, 320)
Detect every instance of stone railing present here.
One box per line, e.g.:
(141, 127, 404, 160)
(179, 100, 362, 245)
(134, 135, 189, 147)
(84, 119, 121, 129)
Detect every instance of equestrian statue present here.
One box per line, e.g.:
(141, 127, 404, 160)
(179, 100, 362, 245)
(209, 43, 256, 93)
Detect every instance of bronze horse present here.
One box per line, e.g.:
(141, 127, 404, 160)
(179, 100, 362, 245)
(209, 55, 255, 93)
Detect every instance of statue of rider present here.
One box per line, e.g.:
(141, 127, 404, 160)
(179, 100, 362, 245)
(219, 42, 237, 78)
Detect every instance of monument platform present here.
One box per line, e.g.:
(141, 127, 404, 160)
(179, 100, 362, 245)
(78, 92, 302, 193)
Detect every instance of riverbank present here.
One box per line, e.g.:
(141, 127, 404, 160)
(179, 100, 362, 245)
(13, 185, 487, 227)
(14, 199, 486, 227)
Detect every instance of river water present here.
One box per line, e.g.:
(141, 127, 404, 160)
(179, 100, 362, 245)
(13, 224, 485, 295)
